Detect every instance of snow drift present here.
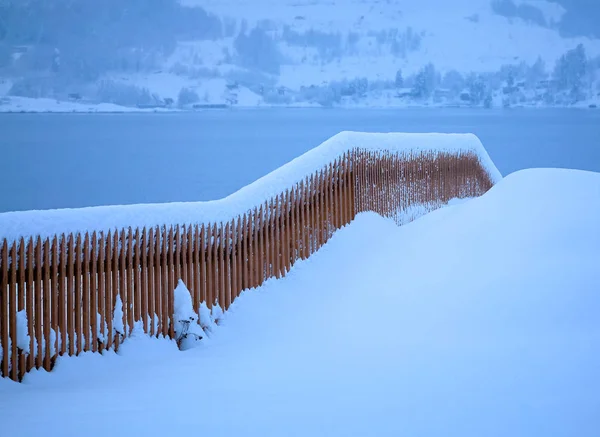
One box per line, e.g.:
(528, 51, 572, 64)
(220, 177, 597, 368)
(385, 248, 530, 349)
(0, 167, 598, 437)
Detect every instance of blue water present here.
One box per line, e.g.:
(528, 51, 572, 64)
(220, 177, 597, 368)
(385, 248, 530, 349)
(1, 108, 599, 213)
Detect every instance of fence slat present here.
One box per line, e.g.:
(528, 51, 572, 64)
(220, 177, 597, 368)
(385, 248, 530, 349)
(98, 233, 106, 352)
(224, 222, 231, 310)
(186, 226, 194, 309)
(104, 233, 113, 350)
(90, 233, 98, 353)
(207, 224, 213, 308)
(142, 228, 150, 334)
(127, 227, 134, 332)
(236, 217, 243, 298)
(219, 223, 226, 310)
(49, 236, 58, 360)
(42, 239, 50, 370)
(166, 227, 173, 338)
(18, 238, 26, 379)
(83, 233, 90, 352)
(112, 231, 120, 349)
(9, 242, 17, 380)
(199, 224, 207, 307)
(134, 228, 141, 329)
(26, 238, 35, 372)
(119, 230, 127, 338)
(153, 227, 161, 336)
(0, 241, 8, 378)
(75, 234, 83, 354)
(193, 225, 201, 311)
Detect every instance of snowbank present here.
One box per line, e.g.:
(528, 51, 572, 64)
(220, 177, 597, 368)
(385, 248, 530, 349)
(0, 167, 598, 436)
(0, 132, 500, 242)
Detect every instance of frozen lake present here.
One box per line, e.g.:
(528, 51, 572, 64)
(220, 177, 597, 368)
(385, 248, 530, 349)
(1, 108, 599, 213)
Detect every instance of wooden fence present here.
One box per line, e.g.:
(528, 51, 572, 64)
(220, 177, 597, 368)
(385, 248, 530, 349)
(0, 149, 493, 381)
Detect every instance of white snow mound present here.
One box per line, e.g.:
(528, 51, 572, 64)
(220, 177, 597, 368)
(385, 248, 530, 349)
(0, 167, 598, 437)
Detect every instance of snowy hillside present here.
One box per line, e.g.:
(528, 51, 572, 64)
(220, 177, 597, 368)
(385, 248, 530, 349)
(185, 0, 592, 79)
(1, 0, 600, 109)
(2, 167, 599, 436)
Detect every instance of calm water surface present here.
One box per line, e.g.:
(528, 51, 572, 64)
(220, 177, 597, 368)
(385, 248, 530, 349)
(1, 108, 599, 212)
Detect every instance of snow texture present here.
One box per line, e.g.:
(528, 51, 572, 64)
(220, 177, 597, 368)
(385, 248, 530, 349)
(211, 302, 224, 325)
(0, 167, 598, 436)
(199, 302, 217, 333)
(15, 310, 30, 354)
(112, 295, 124, 336)
(0, 132, 501, 242)
(173, 280, 205, 349)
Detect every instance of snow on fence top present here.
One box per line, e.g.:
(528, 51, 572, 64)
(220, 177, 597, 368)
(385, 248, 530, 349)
(0, 131, 501, 242)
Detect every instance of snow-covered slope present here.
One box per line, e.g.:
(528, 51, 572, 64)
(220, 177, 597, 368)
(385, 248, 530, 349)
(180, 0, 599, 81)
(1, 167, 599, 436)
(122, 0, 600, 107)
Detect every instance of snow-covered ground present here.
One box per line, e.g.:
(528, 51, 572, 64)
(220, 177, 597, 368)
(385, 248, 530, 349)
(1, 167, 599, 436)
(0, 96, 177, 113)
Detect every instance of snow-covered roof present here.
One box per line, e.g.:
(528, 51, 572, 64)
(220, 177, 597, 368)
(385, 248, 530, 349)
(0, 132, 501, 242)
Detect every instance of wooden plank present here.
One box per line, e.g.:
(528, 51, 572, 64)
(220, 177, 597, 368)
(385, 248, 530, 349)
(65, 234, 75, 356)
(0, 240, 7, 378)
(127, 227, 134, 332)
(161, 227, 173, 337)
(63, 235, 71, 354)
(153, 227, 162, 336)
(9, 242, 18, 380)
(34, 237, 43, 368)
(174, 225, 181, 286)
(219, 223, 225, 310)
(134, 228, 141, 328)
(112, 231, 120, 349)
(104, 233, 113, 351)
(168, 226, 175, 339)
(236, 217, 243, 299)
(224, 222, 231, 310)
(181, 225, 188, 287)
(324, 166, 330, 241)
(290, 188, 296, 266)
(90, 233, 98, 353)
(42, 239, 50, 370)
(269, 199, 275, 278)
(199, 225, 207, 307)
(82, 233, 90, 352)
(50, 236, 58, 359)
(255, 202, 271, 285)
(97, 233, 106, 352)
(241, 216, 248, 291)
(206, 224, 213, 308)
(186, 226, 194, 309)
(212, 223, 219, 307)
(119, 230, 127, 338)
(275, 194, 282, 278)
(283, 191, 290, 274)
(139, 228, 147, 333)
(26, 238, 35, 372)
(18, 238, 26, 378)
(74, 234, 83, 354)
(212, 223, 219, 306)
(229, 220, 236, 305)
(193, 225, 201, 311)
(301, 180, 308, 259)
(146, 228, 154, 335)
(251, 209, 258, 287)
